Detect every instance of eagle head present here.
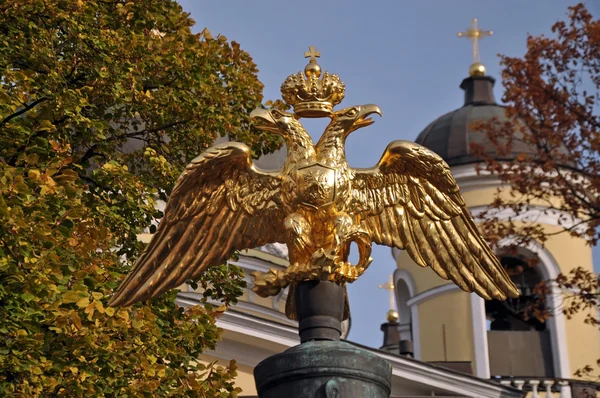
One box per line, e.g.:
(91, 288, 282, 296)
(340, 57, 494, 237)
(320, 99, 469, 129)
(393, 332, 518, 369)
(332, 104, 382, 136)
(250, 108, 297, 135)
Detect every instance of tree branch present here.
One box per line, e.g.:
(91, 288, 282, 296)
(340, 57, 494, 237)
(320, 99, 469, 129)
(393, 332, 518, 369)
(76, 144, 106, 166)
(0, 97, 48, 127)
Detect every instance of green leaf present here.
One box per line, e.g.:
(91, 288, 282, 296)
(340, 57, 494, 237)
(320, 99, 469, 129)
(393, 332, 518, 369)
(21, 292, 36, 302)
(91, 292, 103, 300)
(76, 297, 90, 308)
(62, 291, 88, 304)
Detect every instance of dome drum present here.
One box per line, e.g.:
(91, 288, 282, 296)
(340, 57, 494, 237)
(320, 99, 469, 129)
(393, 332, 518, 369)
(415, 75, 535, 167)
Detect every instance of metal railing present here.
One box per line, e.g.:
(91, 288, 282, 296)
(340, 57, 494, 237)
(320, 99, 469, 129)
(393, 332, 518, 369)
(494, 377, 600, 398)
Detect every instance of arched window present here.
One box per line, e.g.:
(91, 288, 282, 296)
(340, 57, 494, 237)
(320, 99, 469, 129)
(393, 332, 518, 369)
(486, 255, 555, 377)
(395, 278, 412, 341)
(393, 269, 417, 356)
(485, 256, 547, 332)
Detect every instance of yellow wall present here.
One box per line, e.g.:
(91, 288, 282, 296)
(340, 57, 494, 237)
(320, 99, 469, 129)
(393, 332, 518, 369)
(417, 290, 475, 364)
(565, 309, 600, 377)
(461, 185, 569, 212)
(395, 250, 453, 294)
(199, 354, 258, 396)
(233, 363, 257, 396)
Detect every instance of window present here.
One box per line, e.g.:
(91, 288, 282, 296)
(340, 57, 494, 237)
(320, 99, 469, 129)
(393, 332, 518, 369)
(486, 256, 546, 331)
(486, 255, 554, 377)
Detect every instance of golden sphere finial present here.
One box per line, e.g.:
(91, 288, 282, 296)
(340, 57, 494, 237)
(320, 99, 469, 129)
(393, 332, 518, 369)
(379, 275, 399, 323)
(386, 309, 399, 323)
(304, 62, 321, 78)
(469, 62, 486, 77)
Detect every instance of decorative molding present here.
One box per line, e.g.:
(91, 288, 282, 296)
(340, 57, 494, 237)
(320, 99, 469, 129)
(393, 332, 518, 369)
(469, 205, 586, 233)
(391, 247, 402, 261)
(393, 269, 416, 297)
(230, 254, 286, 274)
(410, 305, 420, 360)
(406, 283, 461, 307)
(231, 252, 289, 304)
(177, 292, 296, 326)
(453, 164, 588, 233)
(450, 164, 503, 192)
(376, 350, 523, 398)
(258, 243, 289, 260)
(215, 308, 299, 348)
(239, 248, 289, 267)
(394, 269, 421, 360)
(470, 294, 491, 379)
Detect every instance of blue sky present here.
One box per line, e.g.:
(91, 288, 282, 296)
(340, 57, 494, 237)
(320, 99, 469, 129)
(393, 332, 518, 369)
(178, 1, 598, 348)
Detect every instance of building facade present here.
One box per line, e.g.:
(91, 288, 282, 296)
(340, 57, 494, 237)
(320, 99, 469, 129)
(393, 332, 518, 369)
(392, 69, 600, 397)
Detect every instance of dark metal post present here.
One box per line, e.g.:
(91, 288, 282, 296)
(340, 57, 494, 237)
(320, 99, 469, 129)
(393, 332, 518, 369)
(254, 281, 392, 397)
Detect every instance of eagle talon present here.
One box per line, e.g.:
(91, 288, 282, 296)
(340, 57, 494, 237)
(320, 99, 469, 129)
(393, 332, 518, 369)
(251, 269, 289, 298)
(287, 261, 317, 281)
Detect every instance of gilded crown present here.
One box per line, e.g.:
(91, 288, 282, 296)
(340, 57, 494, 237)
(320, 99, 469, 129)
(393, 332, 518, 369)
(280, 47, 345, 118)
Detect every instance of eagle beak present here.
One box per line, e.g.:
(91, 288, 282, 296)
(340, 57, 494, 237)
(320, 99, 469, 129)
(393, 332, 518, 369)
(250, 108, 285, 135)
(250, 108, 279, 132)
(354, 104, 382, 129)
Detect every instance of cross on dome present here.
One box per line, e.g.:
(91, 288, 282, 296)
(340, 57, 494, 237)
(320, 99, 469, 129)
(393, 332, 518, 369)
(457, 18, 493, 76)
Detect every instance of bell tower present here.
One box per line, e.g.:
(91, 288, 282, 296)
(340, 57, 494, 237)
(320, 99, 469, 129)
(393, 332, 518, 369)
(392, 19, 600, 383)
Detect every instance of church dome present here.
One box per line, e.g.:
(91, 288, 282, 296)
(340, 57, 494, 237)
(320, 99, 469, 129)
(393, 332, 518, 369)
(415, 75, 534, 167)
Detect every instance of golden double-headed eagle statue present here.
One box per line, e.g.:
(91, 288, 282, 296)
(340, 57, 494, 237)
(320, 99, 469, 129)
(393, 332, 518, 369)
(109, 47, 519, 319)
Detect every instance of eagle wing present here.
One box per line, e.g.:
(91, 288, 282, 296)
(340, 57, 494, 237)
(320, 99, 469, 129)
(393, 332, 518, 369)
(351, 140, 519, 300)
(109, 142, 285, 307)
